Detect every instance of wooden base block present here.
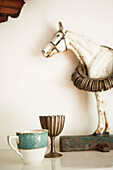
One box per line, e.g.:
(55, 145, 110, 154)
(60, 135, 113, 152)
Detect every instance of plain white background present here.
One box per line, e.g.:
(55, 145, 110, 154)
(0, 0, 113, 149)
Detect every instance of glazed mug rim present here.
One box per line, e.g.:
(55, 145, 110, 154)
(16, 129, 48, 134)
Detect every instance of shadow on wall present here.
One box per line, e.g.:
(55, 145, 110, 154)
(31, 21, 92, 135)
(31, 20, 89, 114)
(65, 50, 89, 114)
(64, 50, 90, 128)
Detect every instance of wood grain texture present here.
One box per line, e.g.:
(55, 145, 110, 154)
(0, 0, 25, 23)
(60, 135, 113, 152)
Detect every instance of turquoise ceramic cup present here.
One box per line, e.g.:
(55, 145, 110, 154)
(7, 130, 48, 164)
(16, 130, 48, 149)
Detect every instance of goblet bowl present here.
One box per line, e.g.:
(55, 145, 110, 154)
(39, 115, 65, 158)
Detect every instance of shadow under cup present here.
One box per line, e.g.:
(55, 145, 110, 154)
(7, 130, 48, 165)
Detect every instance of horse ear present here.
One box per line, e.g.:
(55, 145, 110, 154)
(59, 22, 65, 33)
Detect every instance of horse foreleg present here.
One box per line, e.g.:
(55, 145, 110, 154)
(94, 92, 105, 135)
(97, 92, 110, 135)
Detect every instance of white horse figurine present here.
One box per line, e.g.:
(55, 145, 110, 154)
(42, 22, 113, 136)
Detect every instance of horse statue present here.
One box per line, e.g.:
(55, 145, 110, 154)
(42, 22, 113, 136)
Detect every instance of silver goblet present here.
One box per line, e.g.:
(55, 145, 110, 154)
(39, 115, 65, 158)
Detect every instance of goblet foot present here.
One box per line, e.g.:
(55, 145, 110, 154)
(45, 152, 62, 158)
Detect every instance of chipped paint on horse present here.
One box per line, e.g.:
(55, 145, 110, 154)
(42, 22, 113, 135)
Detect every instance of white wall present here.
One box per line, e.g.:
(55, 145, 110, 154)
(0, 0, 113, 149)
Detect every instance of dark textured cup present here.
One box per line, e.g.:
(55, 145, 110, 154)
(39, 115, 65, 158)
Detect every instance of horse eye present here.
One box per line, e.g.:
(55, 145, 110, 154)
(56, 34, 60, 37)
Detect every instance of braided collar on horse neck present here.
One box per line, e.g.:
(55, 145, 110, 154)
(71, 61, 113, 92)
(50, 30, 68, 52)
(72, 45, 113, 92)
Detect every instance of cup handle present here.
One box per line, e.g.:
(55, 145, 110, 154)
(7, 136, 23, 159)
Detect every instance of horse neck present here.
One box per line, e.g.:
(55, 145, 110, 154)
(65, 31, 101, 67)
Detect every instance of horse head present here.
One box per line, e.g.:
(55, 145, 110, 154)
(42, 22, 67, 58)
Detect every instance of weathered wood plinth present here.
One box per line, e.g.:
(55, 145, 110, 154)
(60, 135, 113, 152)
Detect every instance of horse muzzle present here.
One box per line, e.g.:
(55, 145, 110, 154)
(42, 49, 58, 58)
(42, 42, 58, 58)
(42, 50, 50, 58)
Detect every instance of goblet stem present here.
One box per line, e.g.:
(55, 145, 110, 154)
(45, 136, 62, 158)
(50, 137, 56, 153)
